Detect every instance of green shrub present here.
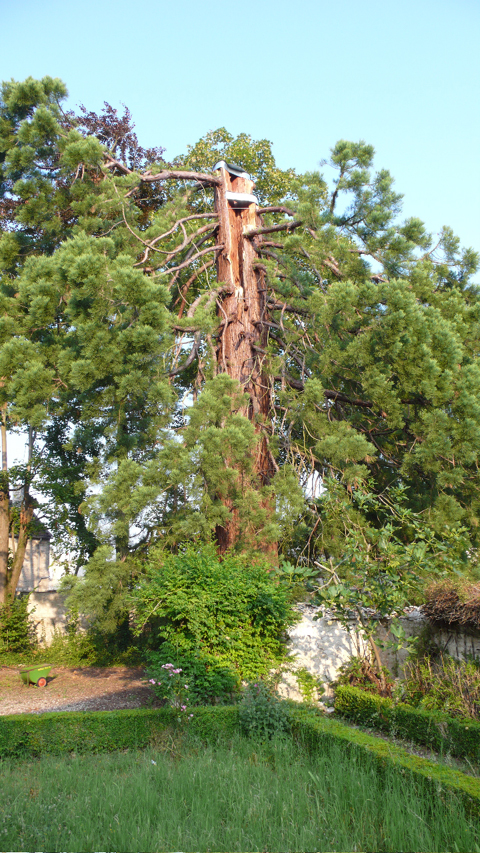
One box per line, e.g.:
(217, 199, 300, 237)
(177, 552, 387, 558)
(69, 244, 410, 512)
(0, 595, 37, 653)
(402, 653, 480, 720)
(44, 619, 145, 668)
(146, 648, 238, 705)
(335, 683, 480, 764)
(239, 681, 290, 739)
(131, 544, 297, 683)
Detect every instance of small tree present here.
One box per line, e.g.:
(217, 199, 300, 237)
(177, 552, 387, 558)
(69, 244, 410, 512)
(314, 481, 471, 693)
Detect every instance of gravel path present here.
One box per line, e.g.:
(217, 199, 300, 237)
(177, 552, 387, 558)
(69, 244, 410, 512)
(0, 665, 161, 715)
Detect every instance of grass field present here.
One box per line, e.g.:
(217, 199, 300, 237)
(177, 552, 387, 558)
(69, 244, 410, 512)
(1, 728, 479, 852)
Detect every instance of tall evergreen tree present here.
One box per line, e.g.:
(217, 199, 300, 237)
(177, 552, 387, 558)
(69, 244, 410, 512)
(1, 76, 479, 613)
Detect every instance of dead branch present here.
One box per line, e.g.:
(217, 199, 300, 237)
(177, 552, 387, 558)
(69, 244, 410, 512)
(245, 220, 303, 239)
(149, 213, 218, 248)
(274, 373, 304, 390)
(324, 390, 373, 408)
(186, 284, 231, 319)
(257, 206, 296, 217)
(267, 298, 309, 316)
(166, 244, 224, 274)
(165, 232, 219, 291)
(104, 157, 222, 187)
(151, 222, 217, 259)
(175, 260, 216, 318)
(169, 332, 201, 376)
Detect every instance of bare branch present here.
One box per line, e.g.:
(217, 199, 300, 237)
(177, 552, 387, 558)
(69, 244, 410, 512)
(274, 373, 304, 390)
(169, 332, 201, 376)
(267, 298, 309, 316)
(166, 243, 224, 274)
(186, 284, 231, 319)
(245, 220, 303, 238)
(103, 156, 221, 186)
(175, 260, 216, 318)
(323, 390, 374, 407)
(257, 206, 297, 217)
(149, 213, 218, 248)
(152, 222, 216, 260)
(140, 169, 221, 186)
(165, 232, 219, 291)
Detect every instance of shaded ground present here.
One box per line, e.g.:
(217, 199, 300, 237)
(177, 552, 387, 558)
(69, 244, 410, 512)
(0, 665, 160, 715)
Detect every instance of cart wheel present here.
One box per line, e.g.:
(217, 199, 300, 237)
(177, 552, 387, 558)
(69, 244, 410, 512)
(37, 677, 47, 687)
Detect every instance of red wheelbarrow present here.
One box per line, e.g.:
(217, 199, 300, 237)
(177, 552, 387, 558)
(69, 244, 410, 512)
(19, 664, 52, 687)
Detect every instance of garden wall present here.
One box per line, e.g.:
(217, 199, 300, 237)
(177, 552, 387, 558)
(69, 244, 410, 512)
(28, 592, 480, 695)
(280, 603, 480, 702)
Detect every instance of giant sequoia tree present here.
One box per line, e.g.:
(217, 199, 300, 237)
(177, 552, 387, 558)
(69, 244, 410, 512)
(1, 76, 479, 611)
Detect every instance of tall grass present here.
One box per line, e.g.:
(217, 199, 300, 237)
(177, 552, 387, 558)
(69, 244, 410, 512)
(1, 729, 479, 852)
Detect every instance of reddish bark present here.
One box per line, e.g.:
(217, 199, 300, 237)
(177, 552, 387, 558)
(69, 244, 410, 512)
(213, 167, 277, 557)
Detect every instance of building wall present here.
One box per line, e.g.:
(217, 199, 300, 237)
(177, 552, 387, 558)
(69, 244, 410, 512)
(27, 591, 70, 644)
(15, 534, 52, 593)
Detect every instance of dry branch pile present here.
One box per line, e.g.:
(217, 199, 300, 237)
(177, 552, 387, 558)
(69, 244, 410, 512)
(423, 581, 480, 630)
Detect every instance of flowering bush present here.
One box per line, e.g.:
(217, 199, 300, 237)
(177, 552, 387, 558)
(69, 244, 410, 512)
(146, 648, 238, 705)
(147, 663, 193, 720)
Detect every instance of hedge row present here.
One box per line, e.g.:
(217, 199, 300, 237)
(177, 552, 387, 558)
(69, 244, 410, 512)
(335, 684, 480, 763)
(2, 703, 480, 817)
(288, 704, 480, 818)
(0, 706, 239, 759)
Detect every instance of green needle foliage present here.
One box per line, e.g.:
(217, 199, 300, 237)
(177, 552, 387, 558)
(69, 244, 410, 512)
(1, 75, 479, 631)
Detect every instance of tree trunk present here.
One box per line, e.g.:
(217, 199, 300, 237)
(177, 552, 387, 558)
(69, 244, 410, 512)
(213, 167, 276, 556)
(0, 404, 9, 605)
(5, 426, 34, 603)
(6, 502, 34, 602)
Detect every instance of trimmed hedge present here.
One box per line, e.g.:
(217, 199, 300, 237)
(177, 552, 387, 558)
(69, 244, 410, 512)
(289, 704, 480, 818)
(2, 702, 480, 817)
(0, 706, 239, 759)
(335, 684, 480, 764)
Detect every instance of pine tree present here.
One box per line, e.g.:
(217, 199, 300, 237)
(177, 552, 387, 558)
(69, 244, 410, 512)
(1, 76, 479, 613)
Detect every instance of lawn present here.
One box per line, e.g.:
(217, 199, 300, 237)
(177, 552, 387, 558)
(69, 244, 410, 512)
(1, 727, 479, 852)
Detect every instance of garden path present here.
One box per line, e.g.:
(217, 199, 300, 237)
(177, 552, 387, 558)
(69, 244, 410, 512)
(0, 666, 160, 714)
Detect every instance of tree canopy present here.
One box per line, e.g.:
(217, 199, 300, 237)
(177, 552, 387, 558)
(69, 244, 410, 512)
(1, 76, 479, 619)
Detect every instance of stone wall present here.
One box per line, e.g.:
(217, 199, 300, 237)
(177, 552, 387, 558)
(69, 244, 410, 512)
(279, 604, 480, 703)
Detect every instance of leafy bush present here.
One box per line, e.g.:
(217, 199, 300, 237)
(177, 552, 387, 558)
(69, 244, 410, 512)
(0, 595, 37, 653)
(239, 681, 290, 739)
(131, 545, 297, 693)
(402, 654, 480, 721)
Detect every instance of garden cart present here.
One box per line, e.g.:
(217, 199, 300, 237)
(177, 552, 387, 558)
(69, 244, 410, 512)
(19, 664, 52, 687)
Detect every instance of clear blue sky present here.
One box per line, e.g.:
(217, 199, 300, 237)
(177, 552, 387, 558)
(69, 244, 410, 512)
(2, 0, 479, 253)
